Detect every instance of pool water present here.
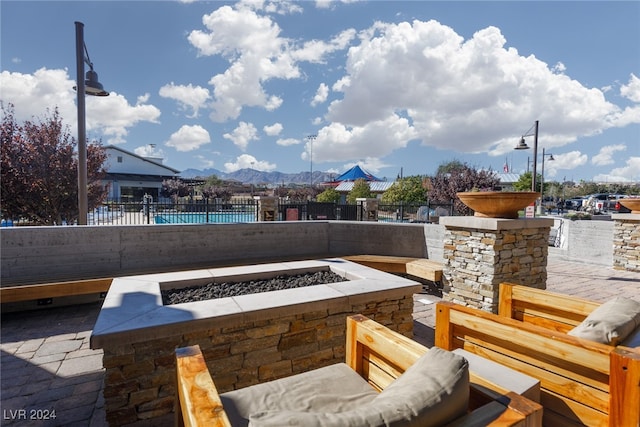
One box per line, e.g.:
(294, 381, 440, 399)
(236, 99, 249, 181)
(154, 212, 256, 224)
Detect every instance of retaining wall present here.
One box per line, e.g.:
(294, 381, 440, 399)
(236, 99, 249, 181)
(0, 222, 440, 286)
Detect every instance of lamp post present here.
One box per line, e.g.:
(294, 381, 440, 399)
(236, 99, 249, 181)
(75, 21, 109, 225)
(306, 134, 317, 187)
(539, 148, 555, 202)
(514, 120, 539, 192)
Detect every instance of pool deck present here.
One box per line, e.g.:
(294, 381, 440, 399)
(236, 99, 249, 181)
(1, 257, 639, 426)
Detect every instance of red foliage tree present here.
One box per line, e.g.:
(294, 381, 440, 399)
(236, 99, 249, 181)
(1, 103, 108, 225)
(428, 160, 500, 215)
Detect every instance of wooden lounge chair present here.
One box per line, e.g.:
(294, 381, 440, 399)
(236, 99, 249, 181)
(436, 289, 640, 427)
(175, 314, 542, 427)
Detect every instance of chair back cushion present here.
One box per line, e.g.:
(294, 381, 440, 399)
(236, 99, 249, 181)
(568, 297, 640, 345)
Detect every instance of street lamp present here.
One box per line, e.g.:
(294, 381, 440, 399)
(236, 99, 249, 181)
(306, 134, 317, 187)
(514, 120, 539, 192)
(75, 21, 109, 225)
(540, 148, 555, 201)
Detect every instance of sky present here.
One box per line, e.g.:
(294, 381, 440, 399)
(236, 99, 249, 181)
(1, 1, 639, 184)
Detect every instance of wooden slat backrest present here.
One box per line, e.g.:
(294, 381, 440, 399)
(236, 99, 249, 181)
(498, 283, 599, 332)
(436, 301, 620, 426)
(345, 314, 425, 390)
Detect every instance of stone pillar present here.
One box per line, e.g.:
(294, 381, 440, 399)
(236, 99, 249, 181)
(612, 214, 640, 272)
(357, 198, 378, 221)
(439, 217, 554, 313)
(254, 196, 277, 221)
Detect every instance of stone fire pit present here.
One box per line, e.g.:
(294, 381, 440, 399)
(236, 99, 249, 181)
(91, 258, 420, 425)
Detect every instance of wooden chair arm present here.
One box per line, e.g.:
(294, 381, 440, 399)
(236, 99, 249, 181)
(175, 345, 231, 427)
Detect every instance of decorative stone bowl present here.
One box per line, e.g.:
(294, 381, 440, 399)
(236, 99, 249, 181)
(457, 192, 540, 219)
(619, 198, 640, 213)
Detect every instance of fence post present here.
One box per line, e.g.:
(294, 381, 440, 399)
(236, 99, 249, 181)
(205, 198, 210, 223)
(143, 195, 151, 224)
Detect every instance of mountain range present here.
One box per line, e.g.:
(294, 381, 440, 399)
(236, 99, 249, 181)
(179, 168, 339, 186)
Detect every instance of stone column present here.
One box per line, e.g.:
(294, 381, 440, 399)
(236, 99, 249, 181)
(254, 196, 277, 221)
(356, 198, 378, 221)
(612, 214, 640, 272)
(439, 217, 554, 313)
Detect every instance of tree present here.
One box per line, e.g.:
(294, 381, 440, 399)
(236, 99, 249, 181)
(161, 178, 190, 202)
(428, 161, 500, 215)
(1, 104, 107, 225)
(381, 175, 427, 204)
(347, 179, 373, 203)
(316, 187, 341, 203)
(201, 185, 232, 202)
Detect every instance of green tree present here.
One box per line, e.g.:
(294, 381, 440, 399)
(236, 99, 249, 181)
(1, 104, 107, 225)
(381, 175, 427, 204)
(428, 160, 500, 215)
(316, 187, 341, 203)
(347, 179, 373, 203)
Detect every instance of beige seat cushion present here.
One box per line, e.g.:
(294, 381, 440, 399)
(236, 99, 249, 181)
(568, 297, 640, 345)
(246, 347, 469, 427)
(221, 363, 378, 427)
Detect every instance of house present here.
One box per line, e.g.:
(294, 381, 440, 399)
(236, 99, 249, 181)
(496, 173, 521, 191)
(103, 146, 180, 202)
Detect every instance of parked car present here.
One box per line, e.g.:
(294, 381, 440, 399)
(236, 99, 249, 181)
(565, 198, 584, 210)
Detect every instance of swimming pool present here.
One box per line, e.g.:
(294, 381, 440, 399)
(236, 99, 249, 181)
(154, 211, 257, 224)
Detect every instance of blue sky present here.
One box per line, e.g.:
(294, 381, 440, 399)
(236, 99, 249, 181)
(2, 1, 639, 183)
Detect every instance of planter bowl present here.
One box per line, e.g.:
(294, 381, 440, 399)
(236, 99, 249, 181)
(457, 192, 540, 219)
(619, 198, 640, 214)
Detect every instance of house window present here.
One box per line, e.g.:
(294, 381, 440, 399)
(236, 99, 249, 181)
(117, 156, 123, 163)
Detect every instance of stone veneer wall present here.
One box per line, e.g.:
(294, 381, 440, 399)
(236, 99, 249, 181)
(440, 217, 553, 313)
(101, 297, 414, 426)
(613, 215, 640, 272)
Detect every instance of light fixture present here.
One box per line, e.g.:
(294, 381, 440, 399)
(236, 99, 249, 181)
(540, 148, 554, 202)
(75, 21, 109, 225)
(514, 120, 539, 193)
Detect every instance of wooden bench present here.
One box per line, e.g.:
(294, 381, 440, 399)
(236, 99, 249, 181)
(176, 314, 542, 427)
(435, 300, 640, 426)
(343, 255, 443, 283)
(0, 278, 112, 304)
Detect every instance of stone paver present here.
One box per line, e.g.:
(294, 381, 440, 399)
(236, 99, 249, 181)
(1, 256, 639, 426)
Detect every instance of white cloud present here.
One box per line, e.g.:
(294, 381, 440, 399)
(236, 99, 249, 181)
(591, 144, 626, 166)
(542, 150, 588, 178)
(0, 68, 161, 145)
(621, 73, 640, 103)
(188, 4, 353, 122)
(195, 154, 216, 169)
(263, 122, 283, 135)
(165, 125, 211, 152)
(307, 114, 417, 163)
(276, 137, 299, 146)
(224, 153, 276, 172)
(311, 83, 329, 106)
(134, 144, 166, 160)
(593, 157, 640, 183)
(159, 82, 210, 118)
(223, 121, 258, 150)
(319, 20, 638, 166)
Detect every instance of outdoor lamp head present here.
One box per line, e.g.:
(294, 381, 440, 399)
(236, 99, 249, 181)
(84, 69, 109, 96)
(548, 154, 555, 161)
(515, 137, 529, 150)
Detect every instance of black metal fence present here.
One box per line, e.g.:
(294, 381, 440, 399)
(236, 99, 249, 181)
(80, 199, 454, 225)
